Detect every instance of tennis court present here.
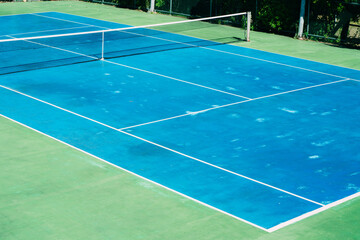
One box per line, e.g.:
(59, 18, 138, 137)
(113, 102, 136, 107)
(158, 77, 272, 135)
(1, 4, 360, 237)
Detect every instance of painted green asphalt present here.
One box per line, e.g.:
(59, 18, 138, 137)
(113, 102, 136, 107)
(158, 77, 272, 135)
(0, 116, 265, 240)
(1, 116, 360, 240)
(0, 2, 359, 239)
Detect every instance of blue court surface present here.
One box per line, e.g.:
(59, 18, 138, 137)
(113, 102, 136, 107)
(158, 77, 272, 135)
(1, 12, 360, 231)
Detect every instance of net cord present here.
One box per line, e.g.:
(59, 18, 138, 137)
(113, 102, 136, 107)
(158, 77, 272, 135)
(0, 12, 248, 43)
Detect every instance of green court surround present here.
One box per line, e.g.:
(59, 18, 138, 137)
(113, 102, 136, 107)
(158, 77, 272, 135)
(0, 2, 359, 239)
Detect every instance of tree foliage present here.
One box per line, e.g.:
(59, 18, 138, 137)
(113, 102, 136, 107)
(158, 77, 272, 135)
(255, 0, 299, 34)
(113, 0, 149, 11)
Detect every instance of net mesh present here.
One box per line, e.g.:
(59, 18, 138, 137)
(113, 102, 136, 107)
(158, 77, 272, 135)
(152, 0, 359, 46)
(0, 32, 103, 75)
(154, 0, 246, 17)
(0, 12, 249, 75)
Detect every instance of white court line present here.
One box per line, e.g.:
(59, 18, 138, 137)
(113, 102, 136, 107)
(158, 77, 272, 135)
(267, 191, 360, 232)
(1, 72, 358, 234)
(5, 11, 354, 197)
(31, 13, 104, 29)
(201, 47, 351, 79)
(28, 12, 358, 85)
(121, 31, 351, 79)
(0, 33, 349, 207)
(0, 113, 269, 233)
(5, 35, 99, 61)
(113, 21, 360, 79)
(2, 34, 347, 208)
(5, 110, 360, 233)
(61, 11, 360, 73)
(3, 83, 360, 233)
(4, 12, 360, 230)
(244, 48, 360, 73)
(0, 84, 323, 207)
(120, 129, 325, 208)
(102, 60, 252, 100)
(119, 110, 224, 131)
(120, 79, 349, 130)
(6, 33, 252, 100)
(28, 14, 254, 99)
(100, 28, 352, 80)
(8, 11, 356, 84)
(35, 12, 358, 82)
(0, 11, 52, 17)
(0, 26, 94, 38)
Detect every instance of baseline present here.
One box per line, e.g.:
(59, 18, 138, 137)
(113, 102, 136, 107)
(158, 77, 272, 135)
(268, 192, 360, 232)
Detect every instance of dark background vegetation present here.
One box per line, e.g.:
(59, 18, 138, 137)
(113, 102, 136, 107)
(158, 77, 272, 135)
(10, 0, 352, 46)
(107, 0, 360, 46)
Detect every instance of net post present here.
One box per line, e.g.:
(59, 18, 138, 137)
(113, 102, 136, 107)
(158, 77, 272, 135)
(101, 31, 105, 60)
(246, 11, 251, 42)
(169, 0, 173, 15)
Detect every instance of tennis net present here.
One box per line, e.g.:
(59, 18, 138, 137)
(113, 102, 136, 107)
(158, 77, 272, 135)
(0, 12, 250, 75)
